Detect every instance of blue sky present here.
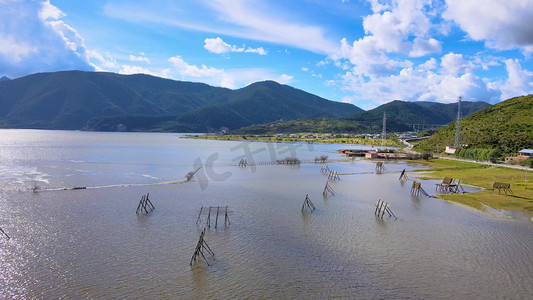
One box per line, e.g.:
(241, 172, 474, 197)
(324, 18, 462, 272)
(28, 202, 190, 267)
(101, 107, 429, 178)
(1, 0, 533, 109)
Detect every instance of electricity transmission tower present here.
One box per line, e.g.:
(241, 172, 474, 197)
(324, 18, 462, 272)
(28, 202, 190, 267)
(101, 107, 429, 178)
(454, 96, 462, 149)
(382, 112, 386, 146)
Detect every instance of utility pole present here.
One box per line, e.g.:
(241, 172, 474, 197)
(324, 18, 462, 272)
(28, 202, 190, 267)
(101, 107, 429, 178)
(454, 96, 462, 149)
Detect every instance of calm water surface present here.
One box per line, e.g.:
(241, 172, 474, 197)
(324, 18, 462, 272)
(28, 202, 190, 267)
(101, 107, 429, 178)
(0, 129, 532, 299)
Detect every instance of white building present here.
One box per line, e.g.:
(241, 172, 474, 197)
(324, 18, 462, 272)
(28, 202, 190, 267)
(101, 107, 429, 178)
(445, 146, 457, 154)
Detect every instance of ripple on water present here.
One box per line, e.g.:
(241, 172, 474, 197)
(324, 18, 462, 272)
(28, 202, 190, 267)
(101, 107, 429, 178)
(0, 131, 532, 298)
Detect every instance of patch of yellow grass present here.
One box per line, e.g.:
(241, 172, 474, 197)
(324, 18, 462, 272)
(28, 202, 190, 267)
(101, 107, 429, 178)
(417, 159, 533, 214)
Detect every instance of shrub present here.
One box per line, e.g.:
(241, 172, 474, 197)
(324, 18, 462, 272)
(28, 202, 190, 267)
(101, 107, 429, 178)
(454, 148, 503, 161)
(519, 159, 533, 168)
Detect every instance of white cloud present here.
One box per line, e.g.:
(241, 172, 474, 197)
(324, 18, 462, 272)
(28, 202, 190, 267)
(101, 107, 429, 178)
(204, 37, 266, 55)
(410, 37, 441, 57)
(129, 54, 150, 64)
(444, 0, 533, 53)
(333, 1, 532, 107)
(340, 58, 501, 105)
(440, 52, 470, 75)
(167, 55, 293, 89)
(204, 37, 233, 54)
(339, 37, 409, 77)
(169, 55, 227, 78)
(119, 65, 170, 78)
(418, 57, 437, 71)
(104, 1, 337, 55)
(472, 56, 501, 71)
(0, 0, 94, 78)
(496, 59, 533, 100)
(206, 0, 337, 54)
(87, 50, 117, 70)
(244, 47, 267, 55)
(278, 74, 293, 84)
(421, 73, 500, 103)
(367, 0, 392, 13)
(38, 0, 65, 20)
(0, 35, 36, 63)
(361, 0, 438, 53)
(335, 0, 441, 78)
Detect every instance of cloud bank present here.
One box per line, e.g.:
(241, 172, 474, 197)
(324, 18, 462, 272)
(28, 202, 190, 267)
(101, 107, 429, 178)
(443, 0, 533, 53)
(0, 0, 94, 78)
(333, 0, 533, 105)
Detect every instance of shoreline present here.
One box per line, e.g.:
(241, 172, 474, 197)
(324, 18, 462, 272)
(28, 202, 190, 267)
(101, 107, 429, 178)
(181, 134, 403, 147)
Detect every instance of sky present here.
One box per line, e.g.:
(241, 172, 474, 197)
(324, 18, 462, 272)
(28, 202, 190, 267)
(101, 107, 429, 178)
(1, 0, 533, 110)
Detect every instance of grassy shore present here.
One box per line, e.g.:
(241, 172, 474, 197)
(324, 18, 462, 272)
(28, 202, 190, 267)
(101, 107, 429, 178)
(184, 134, 402, 147)
(416, 159, 533, 215)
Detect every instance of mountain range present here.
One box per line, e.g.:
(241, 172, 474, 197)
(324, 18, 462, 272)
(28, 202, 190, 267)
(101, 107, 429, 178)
(0, 71, 491, 133)
(0, 71, 361, 131)
(233, 100, 491, 134)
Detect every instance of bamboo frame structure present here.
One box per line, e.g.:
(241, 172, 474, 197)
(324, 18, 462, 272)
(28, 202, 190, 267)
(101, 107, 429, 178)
(375, 199, 397, 219)
(196, 206, 231, 229)
(136, 193, 155, 214)
(302, 194, 316, 212)
(190, 229, 215, 266)
(399, 169, 409, 181)
(375, 162, 386, 172)
(493, 182, 513, 196)
(411, 181, 429, 197)
(323, 181, 335, 197)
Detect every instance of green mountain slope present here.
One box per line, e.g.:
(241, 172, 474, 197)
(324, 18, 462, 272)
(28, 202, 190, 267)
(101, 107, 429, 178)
(0, 71, 169, 129)
(343, 100, 446, 125)
(0, 71, 361, 131)
(166, 81, 362, 132)
(104, 73, 233, 114)
(413, 95, 533, 155)
(415, 101, 491, 120)
(343, 100, 491, 128)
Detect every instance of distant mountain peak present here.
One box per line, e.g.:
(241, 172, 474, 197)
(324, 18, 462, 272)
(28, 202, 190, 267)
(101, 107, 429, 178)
(245, 80, 283, 88)
(0, 76, 10, 81)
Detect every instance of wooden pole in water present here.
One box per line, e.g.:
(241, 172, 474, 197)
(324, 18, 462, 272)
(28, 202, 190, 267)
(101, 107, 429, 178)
(145, 193, 154, 210)
(207, 207, 211, 228)
(387, 206, 397, 219)
(378, 201, 385, 218)
(380, 203, 386, 218)
(225, 205, 230, 227)
(215, 206, 220, 229)
(136, 195, 143, 214)
(196, 206, 203, 225)
(0, 227, 10, 240)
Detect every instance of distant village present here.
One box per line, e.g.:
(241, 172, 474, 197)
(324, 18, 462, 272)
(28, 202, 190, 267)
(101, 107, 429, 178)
(216, 131, 421, 141)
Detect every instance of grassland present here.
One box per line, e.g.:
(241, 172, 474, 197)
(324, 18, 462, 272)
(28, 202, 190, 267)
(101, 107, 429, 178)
(184, 134, 403, 147)
(416, 159, 533, 215)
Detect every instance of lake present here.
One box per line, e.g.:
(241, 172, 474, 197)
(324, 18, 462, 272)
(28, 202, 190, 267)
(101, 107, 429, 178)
(0, 129, 532, 299)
